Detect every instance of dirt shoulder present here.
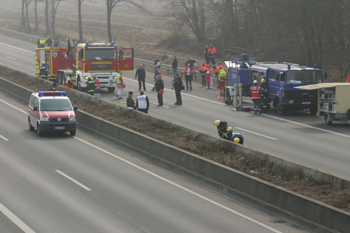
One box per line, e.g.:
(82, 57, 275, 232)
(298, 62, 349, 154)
(1, 65, 350, 212)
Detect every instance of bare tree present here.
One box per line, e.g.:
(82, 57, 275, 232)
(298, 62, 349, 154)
(105, 0, 146, 42)
(34, 0, 44, 31)
(161, 0, 207, 43)
(25, 0, 33, 30)
(50, 0, 62, 35)
(45, 0, 50, 33)
(21, 0, 26, 29)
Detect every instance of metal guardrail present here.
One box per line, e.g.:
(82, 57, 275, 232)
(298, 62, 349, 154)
(0, 27, 203, 80)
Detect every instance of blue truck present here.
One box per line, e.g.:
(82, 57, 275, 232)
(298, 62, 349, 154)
(226, 54, 324, 115)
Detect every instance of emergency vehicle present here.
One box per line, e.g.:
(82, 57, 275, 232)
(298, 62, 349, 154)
(226, 54, 324, 115)
(35, 38, 134, 93)
(28, 91, 78, 137)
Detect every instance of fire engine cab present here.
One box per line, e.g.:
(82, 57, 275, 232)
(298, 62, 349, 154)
(28, 91, 78, 137)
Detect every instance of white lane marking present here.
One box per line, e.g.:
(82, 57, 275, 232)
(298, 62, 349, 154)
(152, 102, 169, 108)
(235, 127, 278, 141)
(0, 134, 9, 141)
(123, 77, 226, 106)
(262, 114, 350, 139)
(74, 137, 282, 233)
(0, 99, 27, 114)
(56, 170, 91, 191)
(0, 41, 35, 54)
(6, 56, 16, 60)
(0, 202, 36, 233)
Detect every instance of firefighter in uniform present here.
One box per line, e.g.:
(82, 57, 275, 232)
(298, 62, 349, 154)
(85, 76, 95, 95)
(223, 127, 244, 145)
(214, 120, 229, 138)
(260, 79, 268, 113)
(39, 61, 49, 79)
(250, 80, 262, 114)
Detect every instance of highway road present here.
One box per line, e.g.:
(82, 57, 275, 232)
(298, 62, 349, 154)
(1, 34, 350, 181)
(0, 90, 307, 232)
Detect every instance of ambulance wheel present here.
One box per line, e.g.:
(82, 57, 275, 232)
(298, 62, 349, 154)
(108, 87, 115, 93)
(309, 105, 318, 115)
(277, 98, 286, 115)
(37, 124, 44, 137)
(70, 130, 76, 136)
(28, 119, 34, 131)
(325, 114, 332, 125)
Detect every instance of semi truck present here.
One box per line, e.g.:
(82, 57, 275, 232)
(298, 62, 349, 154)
(226, 54, 324, 115)
(35, 38, 134, 92)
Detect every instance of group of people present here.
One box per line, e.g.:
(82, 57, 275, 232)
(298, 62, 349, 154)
(126, 91, 150, 113)
(214, 120, 244, 144)
(250, 79, 268, 114)
(37, 36, 60, 48)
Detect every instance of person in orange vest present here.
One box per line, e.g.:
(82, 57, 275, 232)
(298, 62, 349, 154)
(250, 80, 262, 114)
(218, 68, 227, 96)
(208, 43, 217, 67)
(347, 76, 350, 82)
(116, 71, 125, 99)
(206, 64, 214, 89)
(92, 74, 100, 91)
(199, 62, 208, 86)
(184, 63, 193, 91)
(65, 74, 74, 89)
(215, 62, 224, 88)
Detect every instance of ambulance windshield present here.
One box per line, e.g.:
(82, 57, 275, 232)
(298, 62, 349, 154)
(40, 99, 73, 111)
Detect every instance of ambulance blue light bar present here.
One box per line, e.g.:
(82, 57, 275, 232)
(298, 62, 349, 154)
(38, 91, 66, 97)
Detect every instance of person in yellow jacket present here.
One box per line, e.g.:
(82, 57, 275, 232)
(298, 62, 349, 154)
(115, 71, 125, 99)
(218, 68, 227, 95)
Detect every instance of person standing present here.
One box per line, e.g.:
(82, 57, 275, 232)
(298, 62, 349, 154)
(260, 79, 268, 113)
(214, 120, 230, 138)
(347, 76, 350, 83)
(127, 91, 136, 109)
(204, 45, 210, 65)
(53, 37, 60, 47)
(65, 74, 74, 89)
(46, 36, 52, 47)
(206, 64, 214, 89)
(218, 68, 227, 96)
(136, 91, 150, 113)
(135, 64, 146, 91)
(155, 75, 164, 106)
(39, 36, 46, 48)
(208, 43, 216, 67)
(184, 63, 193, 91)
(173, 73, 183, 105)
(115, 71, 125, 99)
(154, 56, 161, 68)
(185, 57, 196, 69)
(152, 65, 162, 91)
(200, 62, 208, 87)
(85, 76, 95, 95)
(39, 61, 48, 79)
(250, 80, 262, 114)
(172, 56, 178, 80)
(215, 62, 224, 87)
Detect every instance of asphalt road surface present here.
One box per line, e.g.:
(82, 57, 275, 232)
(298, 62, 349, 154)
(1, 34, 350, 182)
(0, 90, 307, 232)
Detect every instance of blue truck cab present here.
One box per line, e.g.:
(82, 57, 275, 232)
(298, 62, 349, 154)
(250, 62, 323, 115)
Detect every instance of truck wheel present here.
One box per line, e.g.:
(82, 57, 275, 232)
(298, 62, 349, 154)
(61, 73, 66, 86)
(37, 124, 44, 137)
(277, 98, 286, 115)
(325, 114, 332, 125)
(28, 119, 34, 131)
(309, 105, 318, 115)
(107, 87, 115, 93)
(57, 72, 62, 85)
(77, 77, 85, 92)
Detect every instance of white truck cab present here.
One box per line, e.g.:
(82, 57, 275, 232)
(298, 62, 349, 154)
(28, 91, 78, 136)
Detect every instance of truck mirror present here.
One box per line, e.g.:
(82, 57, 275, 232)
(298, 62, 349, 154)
(324, 72, 327, 79)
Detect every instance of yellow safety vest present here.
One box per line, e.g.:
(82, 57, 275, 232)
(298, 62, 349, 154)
(116, 74, 121, 84)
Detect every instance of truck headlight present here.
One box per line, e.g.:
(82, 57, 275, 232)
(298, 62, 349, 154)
(69, 117, 76, 121)
(41, 117, 49, 121)
(289, 100, 294, 104)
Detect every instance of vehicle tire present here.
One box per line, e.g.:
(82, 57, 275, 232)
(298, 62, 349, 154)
(107, 87, 115, 93)
(57, 72, 62, 85)
(37, 124, 44, 137)
(273, 97, 278, 108)
(61, 72, 65, 86)
(309, 105, 318, 115)
(28, 119, 34, 131)
(77, 77, 85, 92)
(277, 98, 286, 115)
(325, 114, 332, 125)
(70, 130, 76, 136)
(346, 109, 350, 120)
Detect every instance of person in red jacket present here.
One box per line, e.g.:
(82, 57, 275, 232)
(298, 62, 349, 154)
(347, 76, 350, 82)
(199, 62, 208, 86)
(65, 74, 74, 89)
(206, 64, 214, 89)
(250, 80, 262, 114)
(184, 63, 193, 91)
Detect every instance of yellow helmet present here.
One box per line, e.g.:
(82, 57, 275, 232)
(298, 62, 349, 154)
(227, 127, 233, 131)
(87, 75, 91, 79)
(214, 120, 220, 126)
(234, 138, 240, 143)
(42, 61, 45, 65)
(261, 79, 266, 83)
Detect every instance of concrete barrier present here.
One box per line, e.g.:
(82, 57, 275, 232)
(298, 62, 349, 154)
(1, 76, 349, 233)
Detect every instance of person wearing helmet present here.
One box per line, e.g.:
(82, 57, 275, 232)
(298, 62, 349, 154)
(223, 127, 244, 145)
(214, 120, 229, 138)
(39, 61, 49, 79)
(260, 79, 268, 113)
(250, 79, 262, 114)
(85, 75, 95, 95)
(206, 64, 214, 89)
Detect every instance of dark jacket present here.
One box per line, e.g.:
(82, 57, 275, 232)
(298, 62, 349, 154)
(261, 83, 268, 97)
(46, 38, 52, 46)
(155, 78, 164, 91)
(53, 39, 60, 47)
(185, 59, 196, 69)
(39, 65, 48, 78)
(172, 59, 178, 68)
(174, 77, 183, 90)
(135, 67, 146, 79)
(127, 96, 136, 109)
(86, 79, 95, 93)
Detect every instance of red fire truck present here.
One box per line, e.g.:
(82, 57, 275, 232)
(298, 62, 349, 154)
(35, 38, 134, 92)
